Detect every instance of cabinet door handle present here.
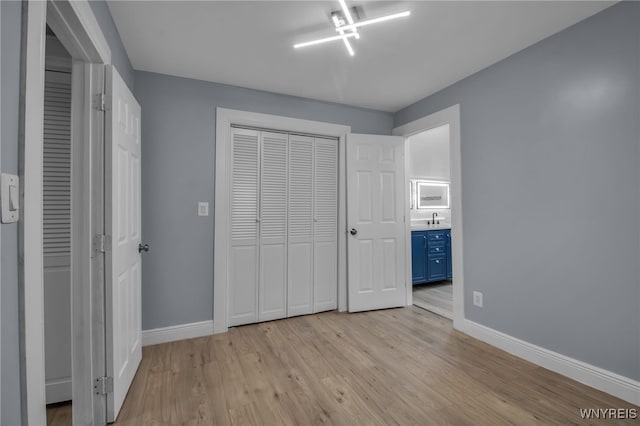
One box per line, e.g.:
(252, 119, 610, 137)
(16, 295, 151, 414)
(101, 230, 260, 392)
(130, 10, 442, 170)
(435, 260, 440, 264)
(423, 236, 426, 248)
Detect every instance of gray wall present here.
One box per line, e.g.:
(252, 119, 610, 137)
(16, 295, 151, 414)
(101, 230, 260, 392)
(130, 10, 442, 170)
(396, 2, 640, 380)
(134, 71, 394, 330)
(2, 2, 24, 424)
(88, 0, 134, 89)
(0, 1, 133, 423)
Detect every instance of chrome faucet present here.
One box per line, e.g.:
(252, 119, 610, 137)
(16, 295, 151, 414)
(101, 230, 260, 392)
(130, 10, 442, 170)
(428, 212, 439, 225)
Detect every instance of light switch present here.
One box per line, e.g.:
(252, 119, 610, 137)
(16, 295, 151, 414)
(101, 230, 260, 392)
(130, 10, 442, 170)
(9, 185, 18, 210)
(198, 202, 209, 217)
(1, 173, 20, 223)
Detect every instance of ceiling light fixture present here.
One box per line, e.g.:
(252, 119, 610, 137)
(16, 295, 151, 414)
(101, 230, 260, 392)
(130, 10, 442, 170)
(335, 11, 411, 32)
(293, 2, 410, 56)
(294, 33, 359, 49)
(336, 0, 358, 56)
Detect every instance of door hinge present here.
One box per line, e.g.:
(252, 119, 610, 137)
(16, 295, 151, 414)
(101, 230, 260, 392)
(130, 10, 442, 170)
(94, 376, 113, 395)
(95, 92, 107, 111)
(94, 234, 112, 253)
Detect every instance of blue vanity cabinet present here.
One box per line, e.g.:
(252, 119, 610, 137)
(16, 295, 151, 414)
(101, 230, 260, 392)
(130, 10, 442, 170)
(412, 229, 452, 284)
(411, 232, 427, 284)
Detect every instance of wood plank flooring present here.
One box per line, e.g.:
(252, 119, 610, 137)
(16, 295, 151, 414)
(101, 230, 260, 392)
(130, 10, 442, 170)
(413, 281, 453, 319)
(46, 402, 71, 426)
(112, 307, 637, 425)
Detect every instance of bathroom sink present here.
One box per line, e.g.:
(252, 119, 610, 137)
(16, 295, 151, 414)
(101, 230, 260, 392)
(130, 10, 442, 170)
(410, 221, 451, 231)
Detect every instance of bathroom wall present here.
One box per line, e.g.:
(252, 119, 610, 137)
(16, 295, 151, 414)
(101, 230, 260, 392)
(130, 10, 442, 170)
(408, 124, 451, 224)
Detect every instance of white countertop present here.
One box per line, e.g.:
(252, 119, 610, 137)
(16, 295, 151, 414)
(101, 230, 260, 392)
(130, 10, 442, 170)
(410, 223, 451, 231)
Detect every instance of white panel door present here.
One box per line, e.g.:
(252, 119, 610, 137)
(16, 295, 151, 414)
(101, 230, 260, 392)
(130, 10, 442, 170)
(287, 134, 314, 317)
(105, 66, 142, 422)
(258, 132, 288, 322)
(347, 134, 406, 312)
(313, 137, 338, 313)
(229, 128, 260, 326)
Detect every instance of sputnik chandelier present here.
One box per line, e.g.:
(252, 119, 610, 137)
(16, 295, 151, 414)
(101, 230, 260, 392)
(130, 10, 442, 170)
(293, 0, 410, 56)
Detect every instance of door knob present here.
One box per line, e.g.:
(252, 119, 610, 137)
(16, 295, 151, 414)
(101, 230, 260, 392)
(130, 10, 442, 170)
(350, 228, 358, 236)
(138, 243, 149, 253)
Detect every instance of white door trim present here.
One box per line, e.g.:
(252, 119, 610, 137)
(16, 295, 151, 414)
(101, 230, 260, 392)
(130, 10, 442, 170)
(47, 0, 111, 65)
(214, 108, 350, 334)
(392, 105, 464, 329)
(21, 0, 110, 424)
(20, 3, 48, 424)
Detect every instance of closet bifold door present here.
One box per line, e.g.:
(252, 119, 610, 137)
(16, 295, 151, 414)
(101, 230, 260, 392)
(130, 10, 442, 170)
(43, 70, 72, 403)
(229, 128, 260, 326)
(258, 132, 288, 322)
(313, 137, 338, 312)
(287, 135, 314, 317)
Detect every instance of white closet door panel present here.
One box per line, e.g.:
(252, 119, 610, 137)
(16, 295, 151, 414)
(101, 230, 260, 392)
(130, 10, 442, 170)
(288, 135, 313, 241)
(43, 71, 71, 256)
(313, 138, 338, 312)
(43, 70, 73, 403)
(230, 128, 260, 326)
(258, 132, 287, 321)
(259, 244, 286, 321)
(259, 132, 287, 241)
(44, 261, 71, 404)
(314, 138, 338, 242)
(229, 245, 258, 326)
(287, 242, 313, 316)
(288, 135, 314, 316)
(231, 128, 260, 242)
(314, 240, 337, 312)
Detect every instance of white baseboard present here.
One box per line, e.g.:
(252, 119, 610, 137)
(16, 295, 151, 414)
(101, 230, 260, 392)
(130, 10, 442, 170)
(46, 378, 72, 404)
(142, 320, 214, 347)
(457, 319, 640, 406)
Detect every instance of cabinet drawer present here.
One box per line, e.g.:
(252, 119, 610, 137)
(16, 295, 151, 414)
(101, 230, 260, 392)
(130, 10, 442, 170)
(428, 244, 446, 255)
(427, 230, 447, 242)
(427, 255, 447, 280)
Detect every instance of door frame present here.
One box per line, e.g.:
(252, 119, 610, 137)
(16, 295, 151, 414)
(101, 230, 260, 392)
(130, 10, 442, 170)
(392, 105, 465, 329)
(20, 0, 110, 424)
(213, 108, 350, 333)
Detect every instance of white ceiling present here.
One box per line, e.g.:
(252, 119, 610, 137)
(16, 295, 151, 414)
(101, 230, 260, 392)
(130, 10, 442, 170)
(107, 1, 614, 112)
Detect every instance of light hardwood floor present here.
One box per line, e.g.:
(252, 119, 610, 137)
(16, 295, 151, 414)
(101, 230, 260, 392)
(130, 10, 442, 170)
(413, 281, 453, 319)
(108, 307, 636, 425)
(46, 402, 71, 426)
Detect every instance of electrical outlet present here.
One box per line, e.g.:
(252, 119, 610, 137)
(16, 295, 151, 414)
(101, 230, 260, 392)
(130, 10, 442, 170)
(198, 202, 209, 217)
(473, 291, 483, 308)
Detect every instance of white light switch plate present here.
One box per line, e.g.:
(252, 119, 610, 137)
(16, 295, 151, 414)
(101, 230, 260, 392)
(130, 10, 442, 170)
(473, 291, 483, 308)
(198, 202, 209, 216)
(1, 173, 20, 223)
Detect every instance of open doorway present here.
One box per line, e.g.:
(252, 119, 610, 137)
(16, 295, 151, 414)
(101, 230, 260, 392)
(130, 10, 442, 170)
(21, 1, 113, 424)
(394, 105, 464, 328)
(407, 125, 453, 320)
(43, 26, 73, 425)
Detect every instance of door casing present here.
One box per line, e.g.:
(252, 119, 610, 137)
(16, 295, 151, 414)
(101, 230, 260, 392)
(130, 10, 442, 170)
(20, 1, 111, 424)
(392, 104, 464, 329)
(214, 108, 350, 334)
